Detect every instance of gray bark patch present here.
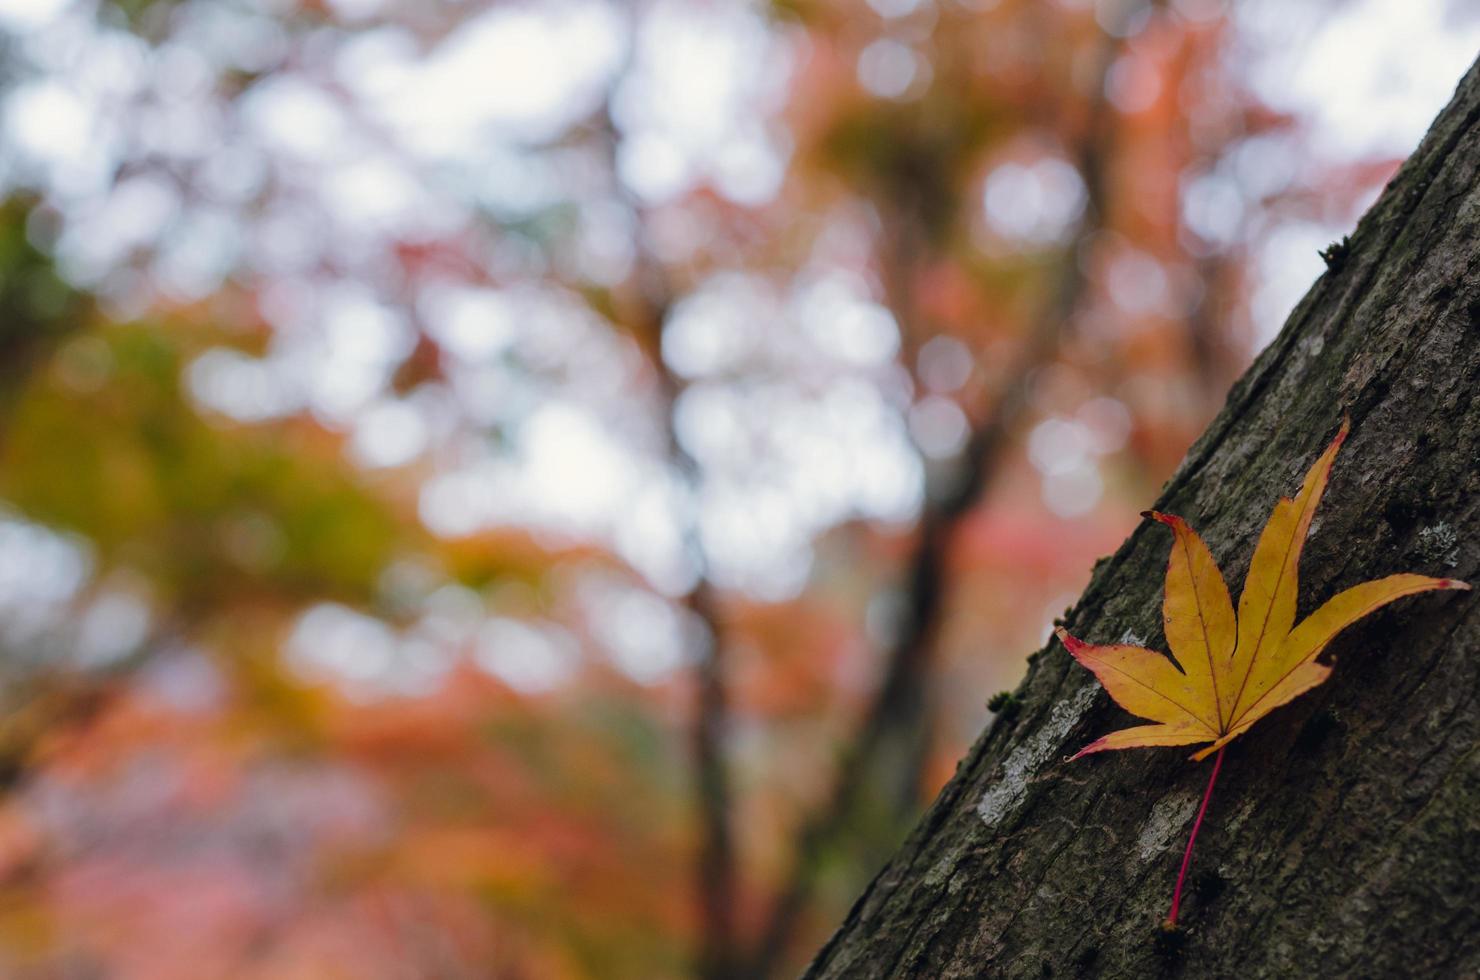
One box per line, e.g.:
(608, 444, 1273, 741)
(976, 682, 1099, 829)
(1137, 790, 1200, 861)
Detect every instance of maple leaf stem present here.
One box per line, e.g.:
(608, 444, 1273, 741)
(1166, 746, 1225, 928)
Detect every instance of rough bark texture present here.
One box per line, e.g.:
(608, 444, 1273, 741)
(806, 58, 1480, 980)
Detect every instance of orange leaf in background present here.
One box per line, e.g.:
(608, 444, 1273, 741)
(1054, 418, 1468, 927)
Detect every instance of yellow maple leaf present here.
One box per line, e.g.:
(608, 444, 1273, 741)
(1055, 419, 1467, 929)
(1058, 417, 1469, 762)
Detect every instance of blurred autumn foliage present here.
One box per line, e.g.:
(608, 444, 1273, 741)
(0, 0, 1458, 976)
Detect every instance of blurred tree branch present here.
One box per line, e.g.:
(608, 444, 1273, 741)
(590, 97, 743, 977)
(745, 29, 1126, 976)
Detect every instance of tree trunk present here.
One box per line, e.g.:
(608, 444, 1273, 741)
(806, 57, 1480, 980)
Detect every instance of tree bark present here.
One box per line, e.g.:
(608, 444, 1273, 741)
(806, 56, 1480, 980)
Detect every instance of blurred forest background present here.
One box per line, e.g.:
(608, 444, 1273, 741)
(0, 0, 1475, 977)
